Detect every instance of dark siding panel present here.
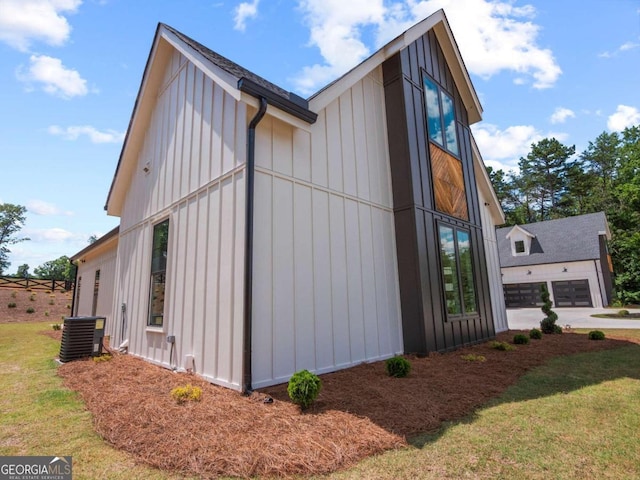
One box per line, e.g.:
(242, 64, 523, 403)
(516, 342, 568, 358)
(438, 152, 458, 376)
(384, 28, 496, 357)
(599, 236, 613, 305)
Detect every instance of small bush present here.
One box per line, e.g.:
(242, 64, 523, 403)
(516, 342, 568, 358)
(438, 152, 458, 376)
(171, 384, 202, 404)
(490, 341, 515, 351)
(513, 334, 530, 345)
(66, 304, 71, 309)
(385, 356, 412, 377)
(618, 309, 630, 317)
(93, 354, 113, 363)
(52, 324, 61, 331)
(529, 328, 543, 339)
(10, 291, 17, 298)
(8, 302, 16, 308)
(287, 370, 322, 409)
(46, 290, 52, 294)
(48, 299, 55, 305)
(588, 330, 605, 340)
(26, 288, 32, 292)
(461, 354, 486, 362)
(26, 307, 35, 314)
(44, 311, 49, 317)
(29, 294, 36, 301)
(553, 324, 563, 334)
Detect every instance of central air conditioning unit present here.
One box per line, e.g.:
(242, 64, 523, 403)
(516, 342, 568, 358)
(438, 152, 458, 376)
(59, 316, 107, 362)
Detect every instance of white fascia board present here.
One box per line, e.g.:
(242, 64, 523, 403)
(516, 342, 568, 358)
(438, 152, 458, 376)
(159, 28, 241, 101)
(472, 135, 505, 224)
(505, 225, 535, 240)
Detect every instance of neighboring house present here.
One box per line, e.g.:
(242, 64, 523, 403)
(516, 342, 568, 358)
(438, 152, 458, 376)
(71, 9, 507, 392)
(497, 212, 614, 308)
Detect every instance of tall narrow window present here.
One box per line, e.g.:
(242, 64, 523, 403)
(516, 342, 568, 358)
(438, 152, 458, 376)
(424, 76, 459, 156)
(148, 219, 169, 327)
(439, 224, 477, 317)
(74, 276, 82, 316)
(91, 270, 100, 316)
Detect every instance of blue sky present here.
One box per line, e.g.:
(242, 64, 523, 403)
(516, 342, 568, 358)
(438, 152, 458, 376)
(0, 0, 639, 273)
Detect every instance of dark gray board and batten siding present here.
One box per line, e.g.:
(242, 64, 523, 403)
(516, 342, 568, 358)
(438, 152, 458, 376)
(383, 29, 495, 354)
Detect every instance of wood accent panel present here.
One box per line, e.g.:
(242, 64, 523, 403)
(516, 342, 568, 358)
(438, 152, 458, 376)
(430, 144, 469, 221)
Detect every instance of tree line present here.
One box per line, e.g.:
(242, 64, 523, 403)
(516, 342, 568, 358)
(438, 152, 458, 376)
(0, 203, 76, 281)
(488, 125, 640, 305)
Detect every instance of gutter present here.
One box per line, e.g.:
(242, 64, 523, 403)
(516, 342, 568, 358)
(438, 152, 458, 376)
(241, 95, 268, 394)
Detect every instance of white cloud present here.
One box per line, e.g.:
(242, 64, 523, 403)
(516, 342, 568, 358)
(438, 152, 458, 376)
(233, 0, 260, 32)
(599, 39, 640, 58)
(17, 54, 88, 98)
(550, 107, 575, 124)
(0, 0, 81, 52)
(25, 227, 78, 242)
(472, 123, 568, 172)
(26, 200, 74, 216)
(607, 105, 640, 131)
(48, 125, 125, 143)
(293, 0, 561, 94)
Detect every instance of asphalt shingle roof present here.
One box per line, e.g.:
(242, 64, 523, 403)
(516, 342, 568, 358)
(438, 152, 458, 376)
(496, 212, 609, 268)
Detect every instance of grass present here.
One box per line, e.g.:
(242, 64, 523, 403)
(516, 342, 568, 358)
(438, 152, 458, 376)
(0, 322, 197, 480)
(323, 330, 640, 479)
(2, 323, 640, 479)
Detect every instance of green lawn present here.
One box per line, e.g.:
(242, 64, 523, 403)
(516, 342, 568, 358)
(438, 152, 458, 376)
(2, 323, 639, 480)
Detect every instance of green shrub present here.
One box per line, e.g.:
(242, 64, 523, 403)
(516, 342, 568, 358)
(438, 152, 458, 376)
(490, 341, 515, 351)
(588, 330, 605, 340)
(8, 302, 16, 308)
(29, 294, 36, 301)
(513, 334, 530, 345)
(529, 328, 542, 339)
(48, 299, 55, 305)
(618, 309, 630, 317)
(66, 304, 71, 309)
(461, 354, 486, 362)
(52, 324, 61, 331)
(540, 284, 561, 334)
(26, 307, 35, 314)
(170, 384, 202, 404)
(44, 311, 49, 317)
(385, 356, 412, 378)
(287, 370, 322, 409)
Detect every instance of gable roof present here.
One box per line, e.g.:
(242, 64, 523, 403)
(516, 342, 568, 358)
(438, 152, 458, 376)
(496, 212, 611, 268)
(105, 23, 316, 216)
(70, 226, 119, 263)
(505, 225, 535, 239)
(309, 9, 482, 123)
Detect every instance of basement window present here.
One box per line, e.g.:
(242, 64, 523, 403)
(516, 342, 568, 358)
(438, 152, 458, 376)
(148, 219, 169, 327)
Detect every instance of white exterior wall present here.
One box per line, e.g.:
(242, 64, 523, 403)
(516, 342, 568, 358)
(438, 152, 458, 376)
(112, 50, 247, 390)
(251, 68, 403, 388)
(501, 260, 605, 308)
(477, 189, 508, 332)
(74, 246, 117, 327)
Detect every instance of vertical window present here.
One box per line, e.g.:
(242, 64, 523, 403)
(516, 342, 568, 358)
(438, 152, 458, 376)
(515, 240, 525, 254)
(74, 276, 82, 316)
(424, 76, 459, 156)
(439, 224, 477, 317)
(148, 219, 169, 327)
(91, 270, 100, 316)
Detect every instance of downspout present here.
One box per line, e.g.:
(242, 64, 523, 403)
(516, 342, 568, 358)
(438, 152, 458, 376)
(242, 96, 268, 394)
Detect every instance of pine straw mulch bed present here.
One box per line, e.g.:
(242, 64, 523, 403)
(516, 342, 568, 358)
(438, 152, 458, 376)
(57, 330, 639, 479)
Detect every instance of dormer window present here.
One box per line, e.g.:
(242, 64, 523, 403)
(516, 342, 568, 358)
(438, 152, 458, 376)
(505, 225, 535, 257)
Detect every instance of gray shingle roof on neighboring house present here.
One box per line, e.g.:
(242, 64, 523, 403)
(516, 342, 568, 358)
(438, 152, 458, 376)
(497, 212, 609, 267)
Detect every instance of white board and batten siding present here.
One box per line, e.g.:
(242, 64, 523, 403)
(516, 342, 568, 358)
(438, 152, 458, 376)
(252, 68, 404, 388)
(74, 247, 117, 325)
(477, 187, 508, 332)
(112, 49, 248, 390)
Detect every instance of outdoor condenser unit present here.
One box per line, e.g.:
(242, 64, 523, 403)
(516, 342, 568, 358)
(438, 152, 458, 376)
(59, 316, 106, 362)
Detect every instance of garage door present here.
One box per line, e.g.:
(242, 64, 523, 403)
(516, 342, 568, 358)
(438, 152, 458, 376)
(504, 282, 545, 308)
(552, 279, 592, 307)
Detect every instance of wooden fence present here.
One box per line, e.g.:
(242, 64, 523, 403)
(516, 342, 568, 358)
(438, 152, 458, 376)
(0, 276, 73, 292)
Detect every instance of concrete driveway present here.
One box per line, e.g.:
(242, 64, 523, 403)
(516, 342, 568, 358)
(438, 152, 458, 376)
(507, 307, 640, 330)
